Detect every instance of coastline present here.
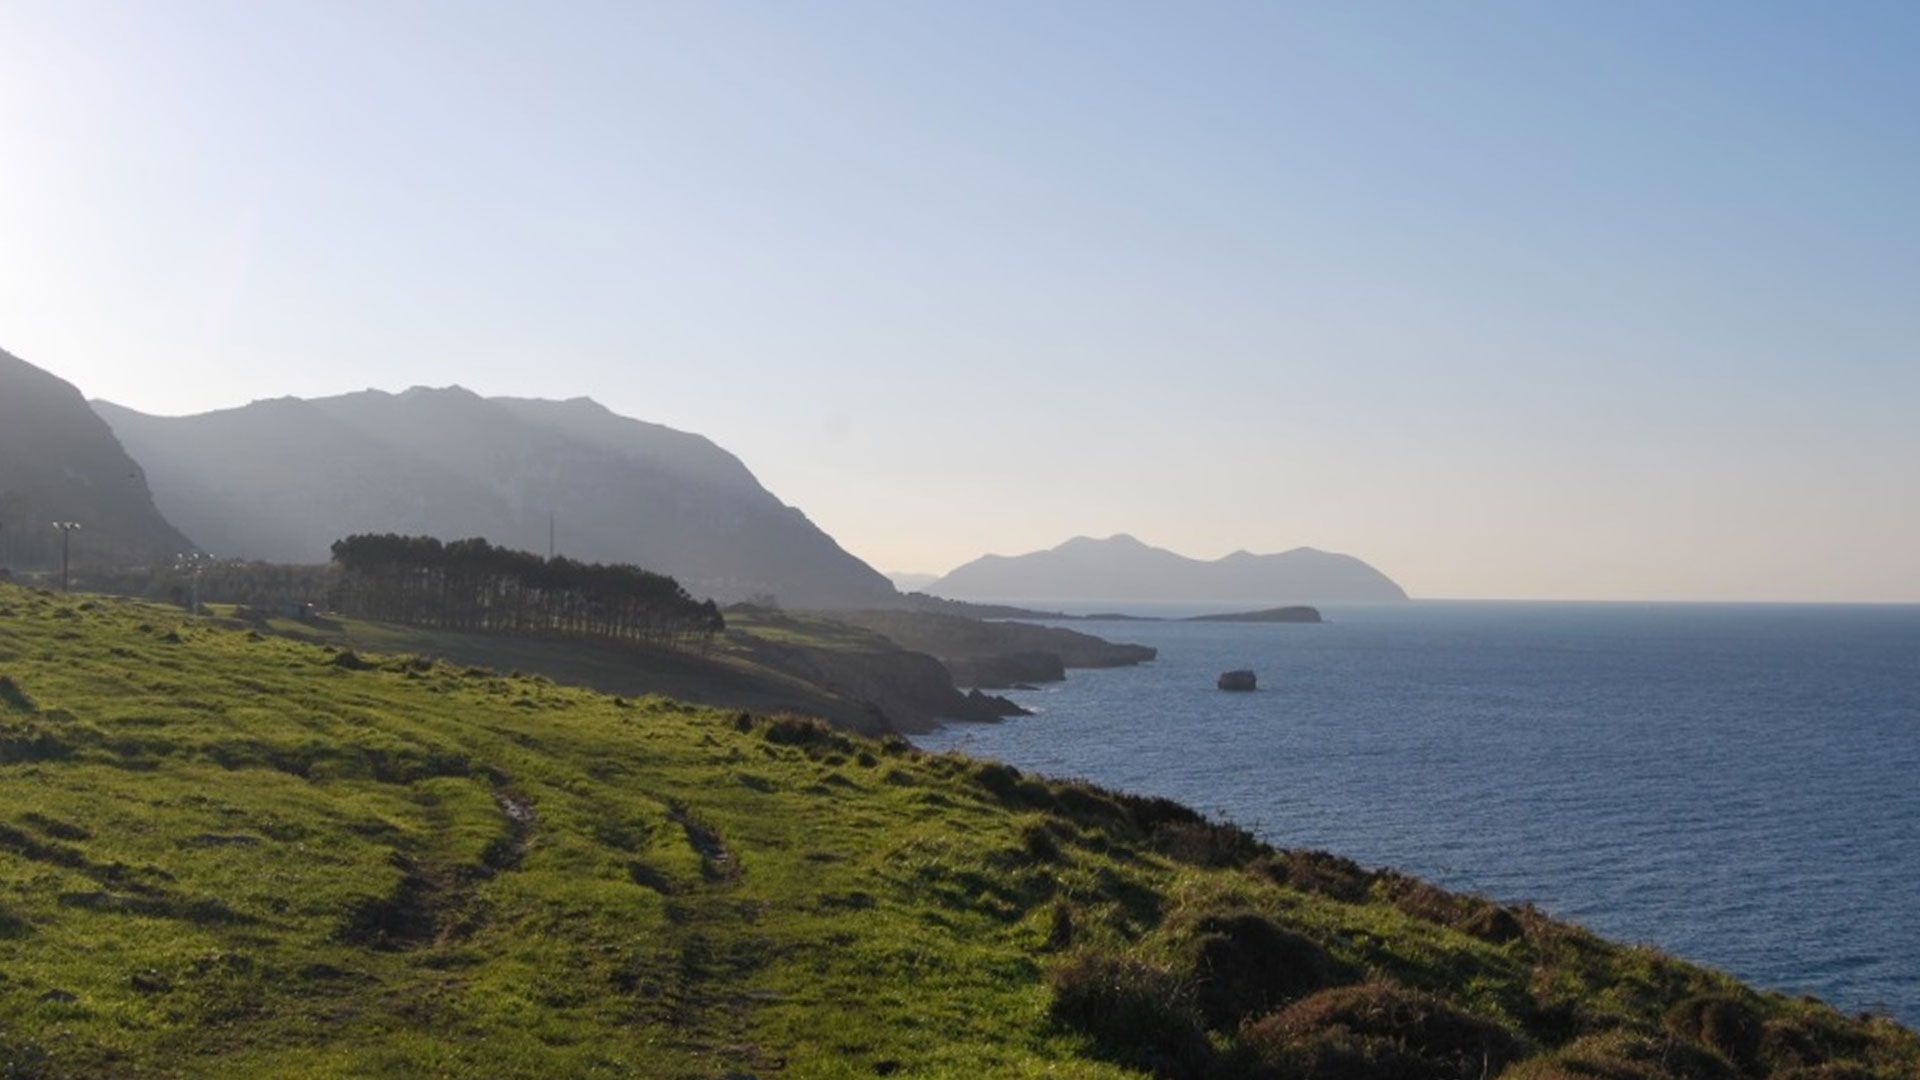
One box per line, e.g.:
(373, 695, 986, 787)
(914, 602, 1920, 1026)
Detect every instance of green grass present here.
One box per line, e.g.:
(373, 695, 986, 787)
(0, 583, 1913, 1078)
(720, 608, 897, 654)
(230, 606, 892, 735)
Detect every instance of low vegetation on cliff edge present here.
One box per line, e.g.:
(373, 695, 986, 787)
(0, 583, 1912, 1078)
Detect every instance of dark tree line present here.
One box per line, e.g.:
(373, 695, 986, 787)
(329, 534, 724, 650)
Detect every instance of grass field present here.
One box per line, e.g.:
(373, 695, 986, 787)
(0, 583, 1913, 1078)
(233, 603, 1008, 736)
(237, 606, 883, 733)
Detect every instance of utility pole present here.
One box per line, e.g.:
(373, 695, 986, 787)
(549, 511, 556, 561)
(52, 522, 81, 592)
(175, 553, 210, 615)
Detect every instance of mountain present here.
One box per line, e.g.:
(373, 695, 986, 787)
(886, 571, 942, 592)
(928, 533, 1409, 605)
(0, 349, 196, 570)
(92, 386, 898, 607)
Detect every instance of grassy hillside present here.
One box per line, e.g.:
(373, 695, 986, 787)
(823, 609, 1157, 689)
(231, 607, 891, 735)
(0, 583, 1913, 1078)
(232, 605, 1015, 736)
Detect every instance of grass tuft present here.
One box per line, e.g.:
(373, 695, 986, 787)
(1242, 981, 1525, 1080)
(1047, 951, 1214, 1077)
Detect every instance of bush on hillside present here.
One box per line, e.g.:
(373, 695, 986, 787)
(971, 760, 1055, 808)
(1042, 901, 1075, 952)
(1020, 821, 1066, 863)
(1664, 994, 1762, 1069)
(328, 649, 374, 671)
(1758, 1008, 1882, 1074)
(1378, 873, 1524, 944)
(1172, 908, 1355, 1028)
(1050, 779, 1129, 827)
(1242, 982, 1524, 1080)
(1498, 1028, 1739, 1079)
(760, 715, 855, 757)
(1150, 818, 1268, 868)
(1255, 849, 1377, 903)
(1048, 952, 1213, 1078)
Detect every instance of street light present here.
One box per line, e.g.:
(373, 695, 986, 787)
(174, 552, 214, 615)
(51, 522, 81, 593)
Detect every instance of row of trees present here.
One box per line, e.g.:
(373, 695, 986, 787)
(329, 534, 724, 650)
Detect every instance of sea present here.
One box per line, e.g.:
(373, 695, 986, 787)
(912, 601, 1920, 1026)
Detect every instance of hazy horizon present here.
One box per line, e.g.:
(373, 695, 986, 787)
(5, 3, 1917, 603)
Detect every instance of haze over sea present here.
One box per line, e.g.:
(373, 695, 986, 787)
(916, 601, 1920, 1025)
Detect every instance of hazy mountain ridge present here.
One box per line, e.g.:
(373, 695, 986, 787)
(0, 349, 196, 569)
(886, 571, 942, 593)
(930, 533, 1408, 604)
(94, 386, 899, 608)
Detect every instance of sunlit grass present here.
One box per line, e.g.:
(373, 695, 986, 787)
(0, 583, 1912, 1078)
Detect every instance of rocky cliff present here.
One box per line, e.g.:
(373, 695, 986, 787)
(0, 349, 195, 570)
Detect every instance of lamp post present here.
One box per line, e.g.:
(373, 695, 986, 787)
(174, 552, 213, 615)
(52, 522, 81, 593)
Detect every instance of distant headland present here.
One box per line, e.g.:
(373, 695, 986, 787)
(923, 534, 1407, 606)
(1186, 606, 1323, 623)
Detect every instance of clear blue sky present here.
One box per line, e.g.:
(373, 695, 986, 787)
(3, 2, 1916, 600)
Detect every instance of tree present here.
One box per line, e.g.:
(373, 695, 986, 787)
(329, 534, 723, 650)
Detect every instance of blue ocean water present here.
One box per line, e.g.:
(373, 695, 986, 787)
(913, 601, 1920, 1025)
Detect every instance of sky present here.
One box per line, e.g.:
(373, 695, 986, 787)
(2, 2, 1917, 602)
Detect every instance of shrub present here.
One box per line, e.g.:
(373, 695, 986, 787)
(1256, 849, 1376, 903)
(1758, 1009, 1878, 1073)
(1242, 982, 1523, 1080)
(1498, 1029, 1738, 1080)
(1664, 995, 1761, 1069)
(1379, 874, 1524, 944)
(1519, 972, 1598, 1047)
(761, 715, 854, 756)
(1021, 822, 1065, 863)
(972, 760, 1056, 808)
(1043, 901, 1075, 952)
(1176, 909, 1355, 1028)
(1048, 952, 1213, 1078)
(1050, 779, 1128, 826)
(1124, 792, 1207, 833)
(1150, 819, 1267, 868)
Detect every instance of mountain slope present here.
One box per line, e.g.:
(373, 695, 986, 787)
(0, 585, 1911, 1077)
(930, 533, 1409, 605)
(0, 349, 195, 570)
(93, 387, 897, 607)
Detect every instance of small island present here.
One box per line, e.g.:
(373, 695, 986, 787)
(1218, 669, 1258, 691)
(1187, 606, 1323, 623)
